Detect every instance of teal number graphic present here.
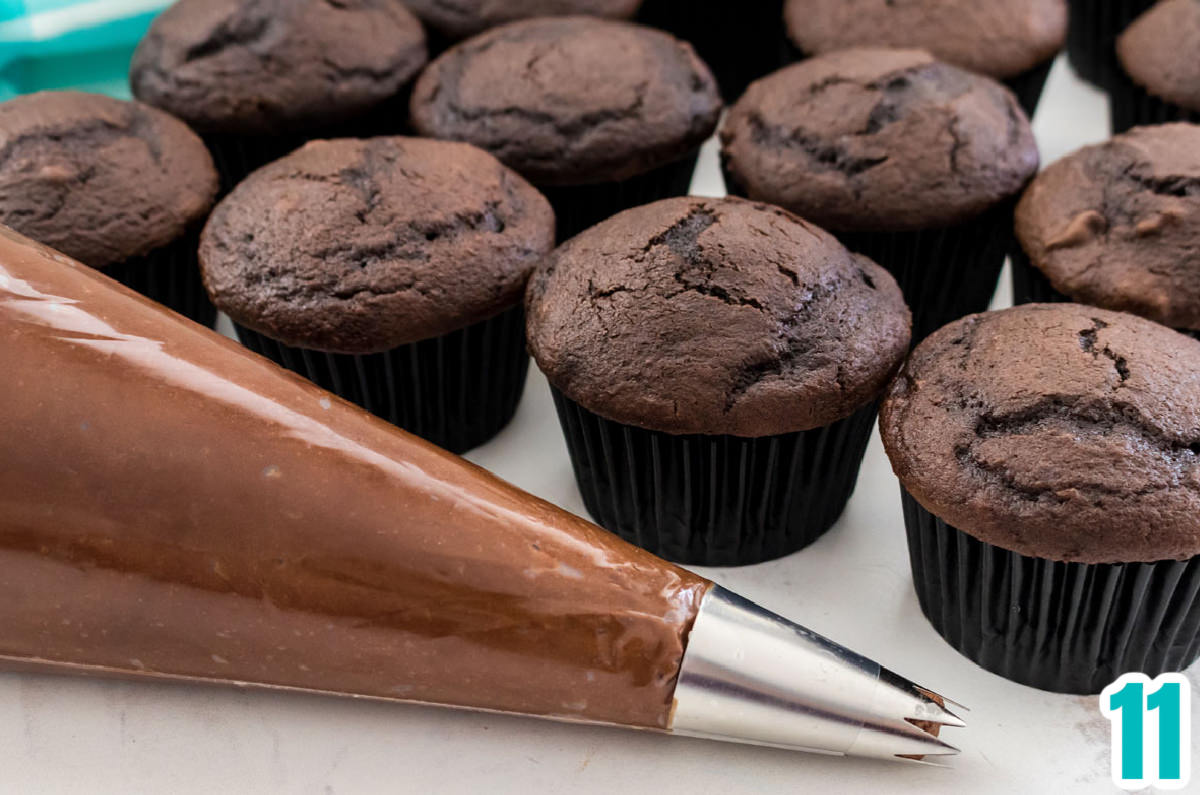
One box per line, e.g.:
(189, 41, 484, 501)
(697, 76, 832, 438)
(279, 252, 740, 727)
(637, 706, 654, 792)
(1109, 681, 1145, 780)
(1105, 675, 1190, 787)
(1148, 682, 1183, 781)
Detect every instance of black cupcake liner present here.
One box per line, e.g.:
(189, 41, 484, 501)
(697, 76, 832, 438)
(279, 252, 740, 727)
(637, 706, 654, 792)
(1110, 71, 1200, 135)
(1009, 245, 1072, 306)
(637, 0, 785, 103)
(902, 489, 1200, 694)
(235, 305, 529, 454)
(551, 388, 879, 566)
(1011, 247, 1200, 340)
(103, 230, 216, 327)
(1003, 58, 1054, 120)
(1066, 0, 1155, 90)
(422, 28, 457, 62)
(835, 200, 1016, 344)
(541, 153, 700, 242)
(204, 134, 306, 196)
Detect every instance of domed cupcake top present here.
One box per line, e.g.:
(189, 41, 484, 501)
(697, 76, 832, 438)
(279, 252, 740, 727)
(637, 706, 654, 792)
(1117, 0, 1200, 112)
(880, 303, 1200, 563)
(1016, 124, 1200, 331)
(130, 0, 427, 135)
(0, 91, 217, 268)
(526, 196, 911, 437)
(410, 16, 722, 186)
(199, 137, 554, 353)
(721, 49, 1039, 232)
(783, 0, 1067, 80)
(403, 0, 642, 40)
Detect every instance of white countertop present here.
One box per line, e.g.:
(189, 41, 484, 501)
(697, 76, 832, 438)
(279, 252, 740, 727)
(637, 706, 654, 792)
(1, 56, 1192, 794)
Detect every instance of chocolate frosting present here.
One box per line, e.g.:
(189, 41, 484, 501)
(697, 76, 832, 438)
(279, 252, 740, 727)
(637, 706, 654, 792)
(0, 91, 217, 268)
(526, 197, 911, 437)
(1015, 124, 1200, 331)
(409, 17, 722, 186)
(783, 0, 1067, 79)
(880, 303, 1200, 564)
(720, 49, 1039, 233)
(199, 137, 555, 353)
(1117, 0, 1200, 112)
(130, 0, 428, 135)
(403, 0, 642, 39)
(0, 225, 708, 728)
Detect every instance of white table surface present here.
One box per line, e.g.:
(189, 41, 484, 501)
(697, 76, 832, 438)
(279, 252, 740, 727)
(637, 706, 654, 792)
(2, 56, 1193, 794)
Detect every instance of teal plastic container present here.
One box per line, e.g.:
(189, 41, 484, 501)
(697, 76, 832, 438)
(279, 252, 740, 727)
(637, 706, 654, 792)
(0, 0, 169, 100)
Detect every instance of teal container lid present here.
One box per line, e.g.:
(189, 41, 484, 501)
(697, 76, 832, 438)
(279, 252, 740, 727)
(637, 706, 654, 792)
(0, 0, 170, 100)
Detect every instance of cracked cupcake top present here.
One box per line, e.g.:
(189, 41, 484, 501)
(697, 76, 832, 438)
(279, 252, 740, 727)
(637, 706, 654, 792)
(880, 304, 1200, 563)
(1118, 0, 1200, 112)
(199, 137, 555, 353)
(403, 0, 642, 40)
(784, 0, 1067, 80)
(130, 0, 427, 136)
(0, 91, 217, 268)
(525, 197, 912, 437)
(720, 48, 1039, 232)
(409, 16, 722, 186)
(1016, 124, 1200, 331)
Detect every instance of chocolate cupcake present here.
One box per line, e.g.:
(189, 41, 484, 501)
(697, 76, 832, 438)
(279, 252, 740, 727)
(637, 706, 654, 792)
(405, 0, 642, 52)
(526, 196, 911, 566)
(199, 136, 555, 453)
(1065, 0, 1154, 89)
(1111, 0, 1200, 133)
(721, 49, 1039, 343)
(130, 0, 427, 193)
(636, 0, 784, 103)
(410, 17, 721, 241)
(782, 0, 1067, 116)
(1013, 124, 1200, 339)
(881, 304, 1200, 694)
(0, 91, 218, 325)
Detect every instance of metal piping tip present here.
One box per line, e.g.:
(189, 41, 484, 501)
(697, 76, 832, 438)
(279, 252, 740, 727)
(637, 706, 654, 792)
(670, 587, 965, 762)
(915, 684, 970, 715)
(875, 668, 967, 729)
(896, 754, 958, 769)
(848, 724, 961, 760)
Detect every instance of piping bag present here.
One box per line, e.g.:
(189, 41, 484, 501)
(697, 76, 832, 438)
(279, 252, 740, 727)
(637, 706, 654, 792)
(0, 226, 963, 762)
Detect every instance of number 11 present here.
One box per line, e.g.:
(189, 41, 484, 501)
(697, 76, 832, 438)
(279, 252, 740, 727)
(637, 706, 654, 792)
(1101, 673, 1192, 790)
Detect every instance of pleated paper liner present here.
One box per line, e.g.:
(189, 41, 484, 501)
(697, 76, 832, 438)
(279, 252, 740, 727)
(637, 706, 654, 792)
(541, 152, 700, 242)
(204, 134, 304, 197)
(1066, 0, 1155, 89)
(836, 199, 1015, 344)
(1110, 73, 1200, 135)
(637, 0, 785, 103)
(1009, 245, 1072, 306)
(1011, 247, 1200, 340)
(551, 388, 878, 566)
(103, 229, 217, 328)
(902, 489, 1200, 694)
(421, 28, 456, 62)
(1003, 58, 1054, 120)
(236, 305, 529, 454)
